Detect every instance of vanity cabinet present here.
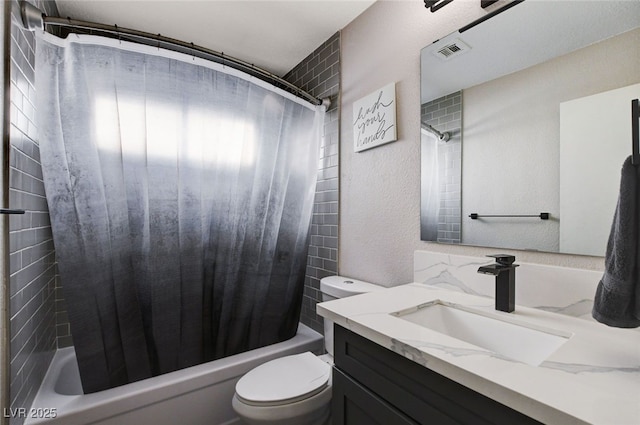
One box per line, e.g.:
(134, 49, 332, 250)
(332, 368, 417, 424)
(331, 325, 541, 425)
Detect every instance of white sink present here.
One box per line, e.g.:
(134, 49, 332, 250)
(392, 301, 570, 366)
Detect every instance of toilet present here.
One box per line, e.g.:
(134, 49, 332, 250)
(232, 276, 383, 425)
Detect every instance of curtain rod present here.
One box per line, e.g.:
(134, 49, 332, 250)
(421, 123, 450, 142)
(19, 1, 328, 107)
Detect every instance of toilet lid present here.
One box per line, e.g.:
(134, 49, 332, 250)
(235, 352, 331, 406)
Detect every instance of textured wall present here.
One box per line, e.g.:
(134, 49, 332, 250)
(284, 32, 340, 334)
(8, 0, 59, 422)
(339, 1, 605, 288)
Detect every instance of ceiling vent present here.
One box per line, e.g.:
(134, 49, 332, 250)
(431, 38, 471, 61)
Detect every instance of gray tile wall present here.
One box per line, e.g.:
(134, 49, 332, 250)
(421, 92, 462, 244)
(8, 1, 59, 422)
(54, 271, 71, 347)
(284, 32, 340, 335)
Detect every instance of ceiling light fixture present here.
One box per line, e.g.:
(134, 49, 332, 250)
(424, 0, 453, 13)
(481, 1, 499, 8)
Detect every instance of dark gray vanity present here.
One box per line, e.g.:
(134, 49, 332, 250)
(332, 325, 540, 425)
(317, 282, 640, 424)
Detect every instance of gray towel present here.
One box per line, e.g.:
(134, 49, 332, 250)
(592, 156, 640, 328)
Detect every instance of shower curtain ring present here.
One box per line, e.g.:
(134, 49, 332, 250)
(156, 33, 161, 50)
(115, 24, 121, 44)
(191, 42, 195, 60)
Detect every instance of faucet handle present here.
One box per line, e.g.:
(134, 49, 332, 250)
(486, 254, 516, 266)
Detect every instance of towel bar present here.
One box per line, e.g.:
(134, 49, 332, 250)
(632, 99, 639, 166)
(469, 213, 549, 220)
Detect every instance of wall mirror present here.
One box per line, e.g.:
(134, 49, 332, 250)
(420, 0, 640, 256)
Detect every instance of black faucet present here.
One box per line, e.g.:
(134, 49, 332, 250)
(477, 254, 519, 313)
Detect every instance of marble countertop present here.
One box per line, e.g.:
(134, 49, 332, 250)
(317, 283, 640, 425)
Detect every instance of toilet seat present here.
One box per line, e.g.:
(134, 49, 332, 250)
(235, 352, 331, 407)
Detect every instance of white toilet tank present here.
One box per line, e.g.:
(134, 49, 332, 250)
(319, 276, 384, 356)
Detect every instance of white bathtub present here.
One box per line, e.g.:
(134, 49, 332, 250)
(26, 324, 323, 425)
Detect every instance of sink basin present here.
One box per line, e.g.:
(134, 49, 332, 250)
(391, 301, 570, 366)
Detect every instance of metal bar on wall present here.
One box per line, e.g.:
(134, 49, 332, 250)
(422, 123, 450, 142)
(469, 213, 550, 220)
(632, 99, 639, 166)
(0, 1, 12, 423)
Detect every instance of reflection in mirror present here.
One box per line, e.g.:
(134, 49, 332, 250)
(420, 0, 640, 256)
(420, 93, 462, 243)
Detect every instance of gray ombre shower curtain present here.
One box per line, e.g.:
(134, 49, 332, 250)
(35, 33, 323, 393)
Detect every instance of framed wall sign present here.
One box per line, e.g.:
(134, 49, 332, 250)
(353, 82, 397, 152)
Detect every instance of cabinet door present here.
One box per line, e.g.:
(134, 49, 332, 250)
(334, 325, 541, 425)
(332, 368, 418, 425)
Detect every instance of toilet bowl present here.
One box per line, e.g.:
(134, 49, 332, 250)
(232, 276, 383, 425)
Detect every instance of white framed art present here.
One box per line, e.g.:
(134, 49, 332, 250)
(352, 82, 397, 152)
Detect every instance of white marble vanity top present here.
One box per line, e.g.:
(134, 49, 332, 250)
(317, 283, 640, 425)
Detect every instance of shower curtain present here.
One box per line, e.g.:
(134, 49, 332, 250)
(420, 128, 440, 241)
(35, 33, 323, 393)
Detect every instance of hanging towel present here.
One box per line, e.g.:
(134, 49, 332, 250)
(592, 156, 640, 328)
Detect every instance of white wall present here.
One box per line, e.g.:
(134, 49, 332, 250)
(560, 83, 640, 256)
(339, 1, 607, 287)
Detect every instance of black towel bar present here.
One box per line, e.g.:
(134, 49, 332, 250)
(469, 213, 550, 220)
(632, 99, 639, 166)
